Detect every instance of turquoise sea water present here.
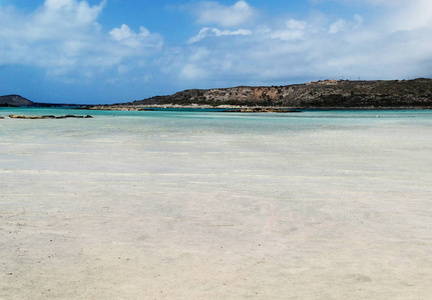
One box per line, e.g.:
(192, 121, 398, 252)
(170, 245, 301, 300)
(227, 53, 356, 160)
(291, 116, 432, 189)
(2, 107, 432, 189)
(2, 107, 432, 132)
(2, 108, 431, 171)
(2, 108, 431, 155)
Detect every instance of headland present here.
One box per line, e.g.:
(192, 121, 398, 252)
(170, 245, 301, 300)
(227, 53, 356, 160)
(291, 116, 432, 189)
(91, 78, 432, 110)
(1, 78, 432, 110)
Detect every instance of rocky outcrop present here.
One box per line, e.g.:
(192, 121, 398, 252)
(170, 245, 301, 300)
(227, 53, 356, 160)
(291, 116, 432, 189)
(8, 114, 93, 119)
(0, 95, 34, 106)
(118, 78, 432, 108)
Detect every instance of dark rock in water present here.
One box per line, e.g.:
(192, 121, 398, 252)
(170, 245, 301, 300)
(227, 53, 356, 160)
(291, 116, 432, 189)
(55, 114, 91, 119)
(9, 114, 93, 119)
(9, 114, 26, 119)
(60, 115, 74, 118)
(9, 114, 48, 119)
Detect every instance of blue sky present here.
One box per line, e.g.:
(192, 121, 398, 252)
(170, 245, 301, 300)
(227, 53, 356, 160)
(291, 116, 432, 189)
(0, 0, 431, 104)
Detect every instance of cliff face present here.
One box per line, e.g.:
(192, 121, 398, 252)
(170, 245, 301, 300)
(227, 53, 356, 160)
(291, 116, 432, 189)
(128, 78, 432, 108)
(0, 95, 34, 107)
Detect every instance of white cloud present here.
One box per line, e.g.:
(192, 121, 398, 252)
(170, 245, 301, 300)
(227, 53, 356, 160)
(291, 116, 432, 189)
(1, 0, 432, 96)
(328, 19, 347, 34)
(193, 0, 256, 27)
(328, 14, 363, 34)
(351, 0, 432, 31)
(180, 64, 207, 80)
(41, 0, 105, 26)
(387, 0, 432, 31)
(0, 0, 162, 80)
(267, 19, 308, 41)
(173, 3, 432, 87)
(110, 24, 163, 49)
(187, 27, 252, 43)
(286, 19, 307, 30)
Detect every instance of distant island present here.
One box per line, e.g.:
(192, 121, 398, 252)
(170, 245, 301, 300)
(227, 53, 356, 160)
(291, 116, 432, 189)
(0, 95, 34, 107)
(0, 95, 83, 108)
(2, 78, 432, 109)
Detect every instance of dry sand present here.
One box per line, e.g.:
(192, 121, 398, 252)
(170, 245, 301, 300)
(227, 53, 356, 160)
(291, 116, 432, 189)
(1, 114, 432, 299)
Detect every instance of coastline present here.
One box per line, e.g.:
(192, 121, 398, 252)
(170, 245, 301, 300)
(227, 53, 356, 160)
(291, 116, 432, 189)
(2, 78, 432, 110)
(84, 104, 432, 111)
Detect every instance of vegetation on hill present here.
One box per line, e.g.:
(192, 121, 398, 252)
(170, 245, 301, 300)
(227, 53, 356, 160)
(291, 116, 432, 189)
(122, 78, 432, 108)
(2, 78, 432, 108)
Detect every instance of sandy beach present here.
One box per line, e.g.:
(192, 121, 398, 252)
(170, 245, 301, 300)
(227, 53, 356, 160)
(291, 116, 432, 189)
(1, 110, 432, 299)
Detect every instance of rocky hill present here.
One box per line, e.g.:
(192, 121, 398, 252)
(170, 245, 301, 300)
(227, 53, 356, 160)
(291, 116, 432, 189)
(0, 95, 34, 107)
(120, 78, 432, 108)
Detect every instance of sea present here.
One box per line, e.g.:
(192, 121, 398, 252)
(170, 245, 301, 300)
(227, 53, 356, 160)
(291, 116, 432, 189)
(1, 107, 432, 298)
(2, 107, 432, 210)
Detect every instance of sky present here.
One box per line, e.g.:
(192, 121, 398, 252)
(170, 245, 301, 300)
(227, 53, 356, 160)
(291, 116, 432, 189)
(0, 0, 431, 104)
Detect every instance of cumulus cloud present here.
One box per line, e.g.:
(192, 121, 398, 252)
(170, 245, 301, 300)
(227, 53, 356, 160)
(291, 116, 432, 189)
(193, 0, 256, 27)
(1, 0, 431, 98)
(286, 19, 307, 30)
(0, 0, 162, 80)
(345, 0, 431, 31)
(267, 19, 308, 41)
(110, 24, 163, 49)
(328, 19, 347, 34)
(174, 1, 432, 86)
(187, 27, 252, 43)
(382, 0, 432, 31)
(40, 0, 105, 27)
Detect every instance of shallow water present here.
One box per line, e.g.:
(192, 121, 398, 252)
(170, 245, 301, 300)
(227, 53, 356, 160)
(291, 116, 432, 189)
(1, 108, 432, 299)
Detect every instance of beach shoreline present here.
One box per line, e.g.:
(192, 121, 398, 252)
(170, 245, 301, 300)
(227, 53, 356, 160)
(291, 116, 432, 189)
(85, 104, 432, 111)
(1, 109, 432, 299)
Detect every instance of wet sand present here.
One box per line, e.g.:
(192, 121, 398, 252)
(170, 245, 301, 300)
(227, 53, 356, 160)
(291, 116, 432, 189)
(1, 112, 432, 299)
